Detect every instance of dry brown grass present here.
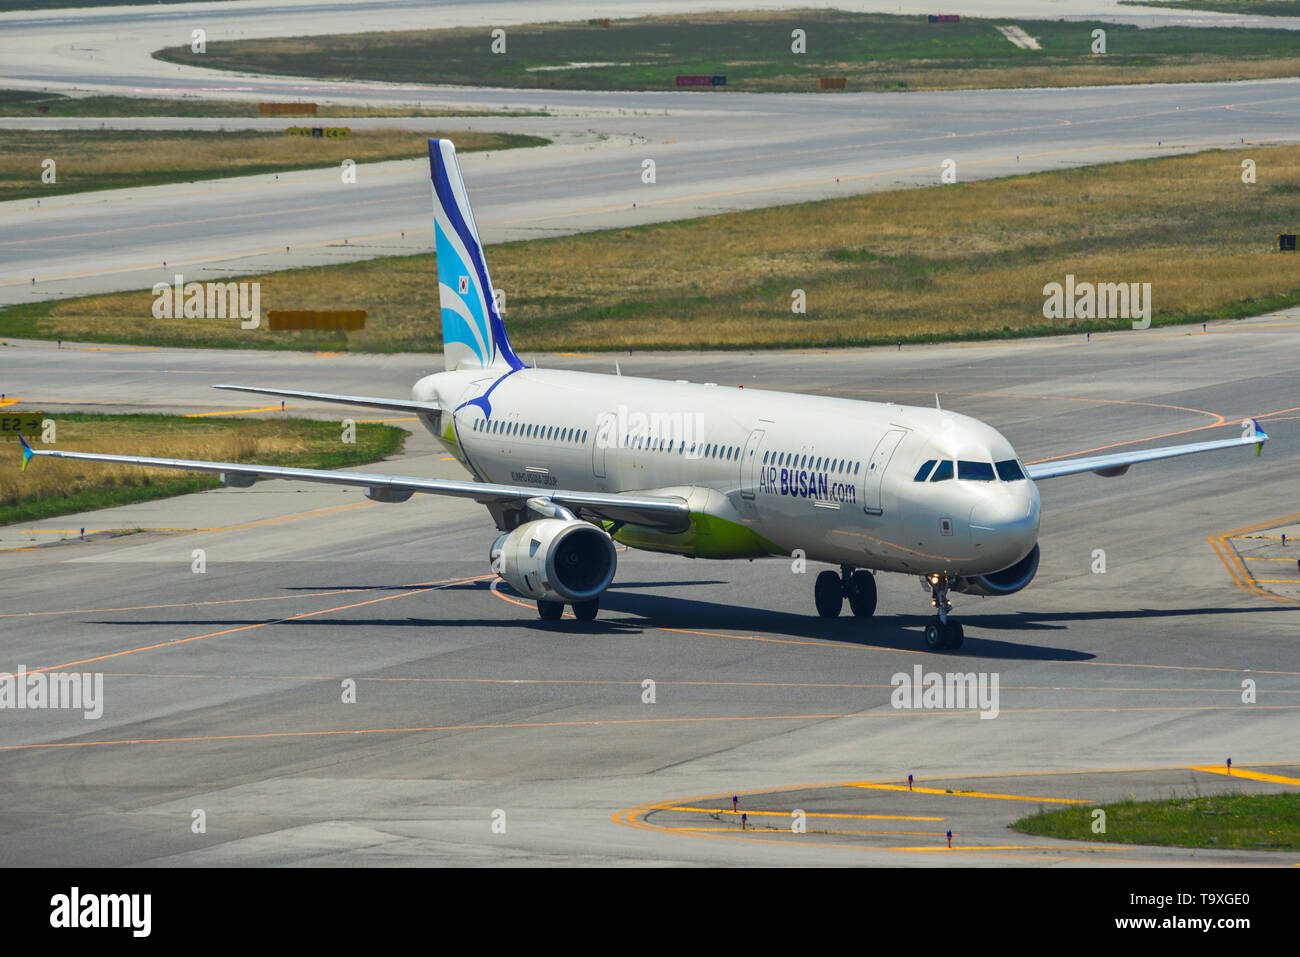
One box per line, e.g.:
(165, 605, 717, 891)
(3, 418, 305, 505)
(25, 145, 1300, 351)
(0, 414, 405, 525)
(739, 57, 1300, 92)
(0, 129, 540, 202)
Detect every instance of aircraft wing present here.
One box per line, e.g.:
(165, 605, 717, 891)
(1026, 420, 1269, 480)
(211, 384, 440, 415)
(16, 437, 690, 532)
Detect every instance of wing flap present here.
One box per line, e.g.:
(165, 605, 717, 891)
(19, 446, 690, 532)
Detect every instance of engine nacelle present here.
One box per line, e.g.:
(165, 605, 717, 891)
(952, 544, 1040, 597)
(490, 518, 616, 602)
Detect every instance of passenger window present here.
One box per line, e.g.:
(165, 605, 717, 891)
(996, 459, 1026, 481)
(929, 460, 954, 482)
(958, 461, 995, 481)
(914, 460, 937, 482)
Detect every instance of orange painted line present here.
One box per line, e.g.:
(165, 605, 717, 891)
(886, 845, 1041, 853)
(663, 806, 944, 822)
(613, 799, 1189, 864)
(674, 827, 949, 837)
(0, 583, 409, 619)
(8, 706, 1299, 757)
(0, 397, 22, 408)
(183, 405, 295, 417)
(72, 672, 1295, 696)
(1208, 512, 1300, 607)
(0, 713, 865, 754)
(848, 782, 1088, 803)
(0, 190, 426, 250)
(1187, 766, 1300, 787)
(12, 502, 378, 547)
(24, 573, 490, 676)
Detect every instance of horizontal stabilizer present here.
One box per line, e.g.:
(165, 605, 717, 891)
(211, 384, 440, 414)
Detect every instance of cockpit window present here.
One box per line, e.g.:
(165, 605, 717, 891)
(958, 460, 995, 481)
(996, 459, 1026, 481)
(913, 460, 937, 482)
(929, 460, 954, 482)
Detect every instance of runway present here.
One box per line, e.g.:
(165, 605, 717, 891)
(1, 311, 1297, 866)
(4, 0, 1300, 305)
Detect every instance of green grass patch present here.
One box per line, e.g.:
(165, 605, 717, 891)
(0, 128, 547, 202)
(1013, 791, 1300, 850)
(0, 88, 548, 118)
(152, 9, 1300, 93)
(7, 144, 1298, 353)
(0, 413, 407, 528)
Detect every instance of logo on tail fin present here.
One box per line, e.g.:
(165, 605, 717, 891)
(428, 139, 524, 373)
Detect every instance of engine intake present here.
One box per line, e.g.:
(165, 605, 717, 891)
(952, 544, 1040, 597)
(490, 518, 617, 602)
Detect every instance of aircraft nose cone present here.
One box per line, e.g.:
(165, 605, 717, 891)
(970, 492, 1040, 565)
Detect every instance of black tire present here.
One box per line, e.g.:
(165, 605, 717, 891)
(572, 598, 599, 621)
(537, 599, 563, 621)
(814, 570, 844, 617)
(847, 570, 877, 618)
(945, 621, 964, 651)
(923, 620, 943, 650)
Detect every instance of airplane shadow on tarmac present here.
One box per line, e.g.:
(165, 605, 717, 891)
(86, 581, 1293, 665)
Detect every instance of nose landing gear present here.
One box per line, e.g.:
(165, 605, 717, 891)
(922, 574, 963, 651)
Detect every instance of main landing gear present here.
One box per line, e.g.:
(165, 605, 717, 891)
(922, 574, 963, 651)
(536, 598, 599, 621)
(814, 565, 877, 619)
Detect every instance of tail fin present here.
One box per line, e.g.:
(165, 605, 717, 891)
(429, 139, 524, 373)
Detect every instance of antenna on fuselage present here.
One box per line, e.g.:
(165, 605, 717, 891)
(935, 393, 942, 410)
(615, 360, 622, 376)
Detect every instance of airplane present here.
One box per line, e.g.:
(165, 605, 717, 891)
(18, 139, 1271, 651)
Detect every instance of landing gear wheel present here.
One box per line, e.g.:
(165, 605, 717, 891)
(572, 598, 599, 621)
(537, 599, 563, 621)
(945, 621, 964, 651)
(814, 570, 844, 618)
(847, 570, 877, 618)
(924, 621, 944, 650)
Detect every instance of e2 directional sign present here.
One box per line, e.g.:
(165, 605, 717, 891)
(0, 412, 43, 440)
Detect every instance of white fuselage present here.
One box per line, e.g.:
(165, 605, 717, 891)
(414, 367, 1040, 577)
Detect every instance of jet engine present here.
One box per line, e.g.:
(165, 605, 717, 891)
(489, 518, 617, 602)
(952, 544, 1040, 597)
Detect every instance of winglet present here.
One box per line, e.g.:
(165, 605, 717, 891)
(18, 433, 34, 471)
(1253, 418, 1268, 456)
